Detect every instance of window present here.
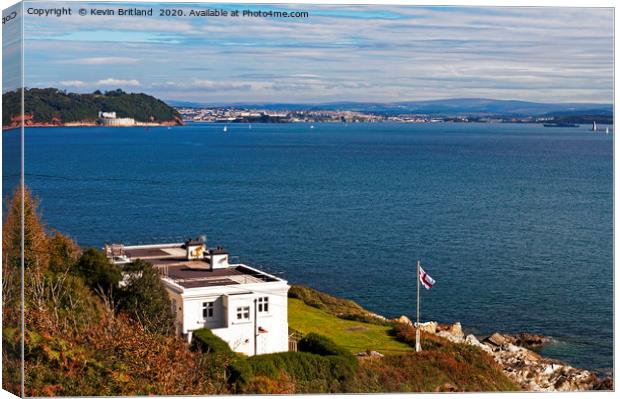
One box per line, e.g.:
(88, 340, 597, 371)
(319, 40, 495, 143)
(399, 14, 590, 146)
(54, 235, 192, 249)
(202, 301, 214, 319)
(236, 306, 250, 320)
(171, 299, 177, 315)
(258, 296, 269, 313)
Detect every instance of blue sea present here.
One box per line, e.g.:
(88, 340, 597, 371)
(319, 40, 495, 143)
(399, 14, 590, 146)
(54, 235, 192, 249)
(2, 122, 613, 374)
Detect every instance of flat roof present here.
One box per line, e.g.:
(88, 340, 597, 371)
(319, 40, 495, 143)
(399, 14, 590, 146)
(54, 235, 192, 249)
(162, 265, 272, 288)
(117, 243, 281, 289)
(124, 246, 185, 259)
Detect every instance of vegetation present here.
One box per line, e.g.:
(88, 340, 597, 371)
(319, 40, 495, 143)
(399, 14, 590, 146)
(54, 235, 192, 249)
(115, 259, 176, 335)
(288, 284, 388, 325)
(351, 345, 519, 392)
(2, 187, 223, 396)
(2, 88, 181, 126)
(355, 322, 520, 392)
(298, 332, 353, 357)
(74, 248, 121, 296)
(288, 298, 412, 355)
(192, 328, 234, 355)
(231, 350, 357, 393)
(2, 186, 520, 395)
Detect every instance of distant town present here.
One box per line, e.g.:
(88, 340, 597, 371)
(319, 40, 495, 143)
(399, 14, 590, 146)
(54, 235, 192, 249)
(176, 106, 611, 125)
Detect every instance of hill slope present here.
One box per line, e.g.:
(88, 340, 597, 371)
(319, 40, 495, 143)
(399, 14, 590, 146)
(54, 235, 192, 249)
(2, 88, 182, 127)
(288, 298, 412, 355)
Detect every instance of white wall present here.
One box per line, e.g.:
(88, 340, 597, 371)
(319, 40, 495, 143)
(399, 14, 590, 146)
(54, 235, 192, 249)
(168, 282, 289, 356)
(182, 295, 227, 332)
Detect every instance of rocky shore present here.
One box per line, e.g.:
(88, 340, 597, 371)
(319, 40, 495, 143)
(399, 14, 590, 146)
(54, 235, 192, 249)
(394, 316, 613, 391)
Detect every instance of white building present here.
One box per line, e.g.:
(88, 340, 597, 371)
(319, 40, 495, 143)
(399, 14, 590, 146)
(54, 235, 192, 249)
(97, 111, 136, 126)
(98, 111, 117, 119)
(105, 238, 290, 356)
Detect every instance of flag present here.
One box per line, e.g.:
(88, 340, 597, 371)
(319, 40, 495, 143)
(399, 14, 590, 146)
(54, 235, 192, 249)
(419, 266, 435, 289)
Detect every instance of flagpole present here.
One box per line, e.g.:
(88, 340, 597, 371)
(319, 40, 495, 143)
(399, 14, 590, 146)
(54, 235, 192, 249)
(416, 260, 421, 352)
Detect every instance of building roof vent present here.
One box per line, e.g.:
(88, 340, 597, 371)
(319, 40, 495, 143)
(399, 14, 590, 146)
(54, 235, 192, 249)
(186, 237, 206, 260)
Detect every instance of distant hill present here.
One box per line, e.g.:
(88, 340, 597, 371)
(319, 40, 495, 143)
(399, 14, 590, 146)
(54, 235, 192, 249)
(166, 99, 209, 108)
(186, 98, 612, 118)
(542, 109, 613, 124)
(3, 88, 182, 127)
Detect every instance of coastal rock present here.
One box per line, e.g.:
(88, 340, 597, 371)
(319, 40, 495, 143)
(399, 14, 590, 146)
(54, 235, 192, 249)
(368, 312, 387, 321)
(435, 322, 465, 343)
(483, 332, 551, 349)
(513, 332, 550, 348)
(465, 334, 480, 345)
(483, 342, 606, 391)
(464, 334, 492, 353)
(592, 377, 614, 390)
(447, 322, 464, 339)
(397, 315, 413, 326)
(416, 321, 438, 334)
(484, 332, 510, 347)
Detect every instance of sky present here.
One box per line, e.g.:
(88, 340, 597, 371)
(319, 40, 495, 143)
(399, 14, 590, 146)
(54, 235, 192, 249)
(8, 2, 615, 104)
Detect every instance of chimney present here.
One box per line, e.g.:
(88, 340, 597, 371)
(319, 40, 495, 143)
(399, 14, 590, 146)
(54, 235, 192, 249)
(185, 237, 206, 260)
(209, 246, 229, 269)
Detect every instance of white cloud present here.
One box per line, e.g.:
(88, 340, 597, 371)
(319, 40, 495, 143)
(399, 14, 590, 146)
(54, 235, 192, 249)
(58, 78, 141, 89)
(153, 79, 252, 92)
(96, 78, 141, 87)
(59, 80, 87, 88)
(59, 57, 138, 65)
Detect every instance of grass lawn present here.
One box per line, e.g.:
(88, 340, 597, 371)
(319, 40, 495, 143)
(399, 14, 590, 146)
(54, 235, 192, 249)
(288, 298, 413, 355)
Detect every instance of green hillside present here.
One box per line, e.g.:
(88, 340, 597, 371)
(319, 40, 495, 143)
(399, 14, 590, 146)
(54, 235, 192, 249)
(288, 298, 412, 355)
(2, 88, 181, 126)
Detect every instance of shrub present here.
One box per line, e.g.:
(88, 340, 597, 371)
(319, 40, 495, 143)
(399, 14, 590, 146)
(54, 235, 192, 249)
(191, 329, 234, 355)
(116, 259, 175, 335)
(228, 357, 254, 387)
(256, 352, 354, 392)
(230, 351, 358, 393)
(74, 248, 121, 295)
(242, 372, 295, 394)
(298, 333, 351, 357)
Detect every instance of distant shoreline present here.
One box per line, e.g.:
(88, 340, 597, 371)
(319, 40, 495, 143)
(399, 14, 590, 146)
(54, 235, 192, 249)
(3, 120, 614, 132)
(2, 120, 181, 131)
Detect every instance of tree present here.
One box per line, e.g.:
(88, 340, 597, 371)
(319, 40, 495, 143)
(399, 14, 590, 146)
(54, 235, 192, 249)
(48, 230, 81, 273)
(3, 186, 50, 273)
(74, 248, 121, 298)
(116, 259, 175, 335)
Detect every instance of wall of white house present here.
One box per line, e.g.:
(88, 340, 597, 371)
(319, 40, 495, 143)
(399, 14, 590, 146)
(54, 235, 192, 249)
(164, 282, 289, 356)
(214, 288, 289, 355)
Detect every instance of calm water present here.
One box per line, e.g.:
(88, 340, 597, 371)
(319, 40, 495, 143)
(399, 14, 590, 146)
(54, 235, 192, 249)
(3, 123, 613, 374)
